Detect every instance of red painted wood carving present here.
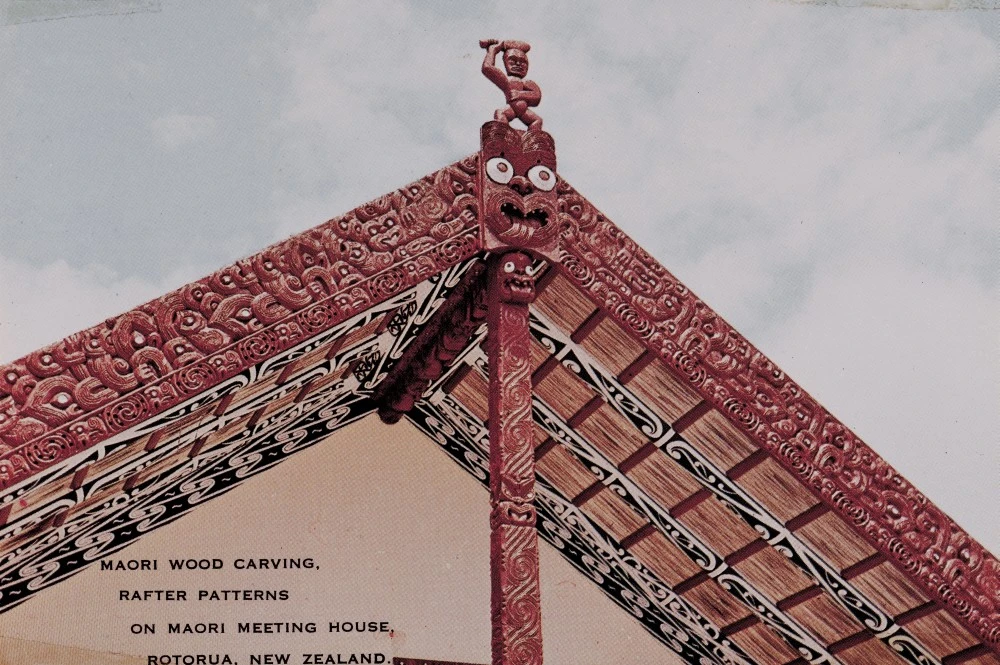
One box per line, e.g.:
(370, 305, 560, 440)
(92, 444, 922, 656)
(486, 251, 543, 665)
(478, 122, 559, 262)
(376, 263, 488, 423)
(480, 40, 542, 130)
(0, 159, 481, 490)
(553, 180, 1000, 648)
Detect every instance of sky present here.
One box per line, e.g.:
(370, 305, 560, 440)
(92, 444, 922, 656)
(0, 0, 996, 560)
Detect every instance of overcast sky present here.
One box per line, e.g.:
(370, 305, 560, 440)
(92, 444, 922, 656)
(0, 2, 996, 551)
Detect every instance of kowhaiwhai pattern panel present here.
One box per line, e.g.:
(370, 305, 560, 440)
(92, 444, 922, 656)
(525, 306, 941, 664)
(0, 158, 482, 492)
(409, 376, 755, 665)
(554, 181, 999, 647)
(0, 265, 473, 611)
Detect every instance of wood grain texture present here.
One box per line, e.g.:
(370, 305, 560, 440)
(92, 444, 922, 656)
(729, 621, 800, 665)
(676, 495, 760, 557)
(532, 273, 596, 335)
(905, 609, 980, 658)
(682, 578, 754, 628)
(735, 457, 819, 523)
(795, 511, 878, 572)
(574, 402, 647, 465)
(627, 527, 702, 587)
(577, 316, 645, 376)
(680, 408, 758, 472)
(734, 547, 814, 602)
(785, 593, 864, 644)
(624, 451, 703, 509)
(850, 561, 931, 618)
(554, 179, 999, 646)
(623, 357, 702, 424)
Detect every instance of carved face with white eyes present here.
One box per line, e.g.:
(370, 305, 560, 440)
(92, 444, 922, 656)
(479, 120, 558, 254)
(497, 250, 537, 304)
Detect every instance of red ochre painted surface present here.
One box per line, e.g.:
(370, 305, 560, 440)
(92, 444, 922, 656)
(1, 39, 996, 655)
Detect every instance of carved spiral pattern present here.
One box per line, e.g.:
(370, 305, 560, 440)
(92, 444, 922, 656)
(492, 524, 543, 665)
(554, 178, 999, 646)
(486, 253, 544, 665)
(24, 434, 70, 468)
(102, 394, 149, 431)
(0, 159, 480, 489)
(174, 363, 217, 395)
(408, 393, 753, 664)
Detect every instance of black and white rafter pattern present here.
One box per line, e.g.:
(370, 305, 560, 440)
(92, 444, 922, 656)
(521, 308, 940, 665)
(408, 390, 755, 665)
(0, 259, 478, 613)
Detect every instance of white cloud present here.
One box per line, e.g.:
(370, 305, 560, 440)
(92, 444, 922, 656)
(150, 113, 217, 151)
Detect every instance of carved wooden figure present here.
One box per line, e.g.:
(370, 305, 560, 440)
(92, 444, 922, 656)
(486, 251, 543, 665)
(480, 39, 543, 130)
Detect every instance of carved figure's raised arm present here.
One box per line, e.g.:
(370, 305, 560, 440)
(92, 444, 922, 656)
(480, 39, 509, 92)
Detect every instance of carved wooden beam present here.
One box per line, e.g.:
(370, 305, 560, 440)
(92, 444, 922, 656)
(0, 159, 481, 490)
(553, 179, 1000, 649)
(375, 262, 488, 424)
(486, 252, 543, 665)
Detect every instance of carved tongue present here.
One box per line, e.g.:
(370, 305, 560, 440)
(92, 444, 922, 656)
(501, 202, 547, 228)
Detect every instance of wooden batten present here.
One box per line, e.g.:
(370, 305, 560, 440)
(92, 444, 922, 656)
(533, 362, 598, 422)
(943, 647, 1000, 665)
(733, 546, 814, 601)
(532, 272, 597, 334)
(836, 637, 909, 665)
(794, 510, 878, 571)
(679, 408, 758, 471)
(302, 364, 350, 397)
(729, 621, 800, 665)
(624, 449, 703, 508)
(527, 338, 551, 375)
(574, 402, 647, 465)
(623, 356, 702, 424)
(675, 494, 760, 557)
(577, 316, 645, 375)
(448, 370, 489, 422)
(627, 528, 701, 587)
(578, 486, 646, 542)
(682, 577, 753, 628)
(848, 560, 930, 618)
(904, 609, 981, 659)
(534, 445, 598, 498)
(785, 592, 864, 644)
(735, 457, 820, 522)
(334, 313, 390, 358)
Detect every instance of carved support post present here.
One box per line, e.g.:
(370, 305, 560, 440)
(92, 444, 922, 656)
(486, 251, 543, 665)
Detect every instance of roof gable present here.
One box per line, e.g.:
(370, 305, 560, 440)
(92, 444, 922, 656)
(0, 164, 996, 662)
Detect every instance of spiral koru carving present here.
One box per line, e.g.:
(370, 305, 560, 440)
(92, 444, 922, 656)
(554, 177, 1000, 647)
(0, 159, 481, 489)
(486, 252, 544, 665)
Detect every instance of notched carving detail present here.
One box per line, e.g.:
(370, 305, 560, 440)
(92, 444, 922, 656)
(553, 179, 1000, 648)
(0, 161, 482, 488)
(375, 264, 488, 424)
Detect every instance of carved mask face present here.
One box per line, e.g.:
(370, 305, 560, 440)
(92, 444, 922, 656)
(479, 121, 558, 254)
(498, 251, 536, 304)
(503, 50, 529, 78)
